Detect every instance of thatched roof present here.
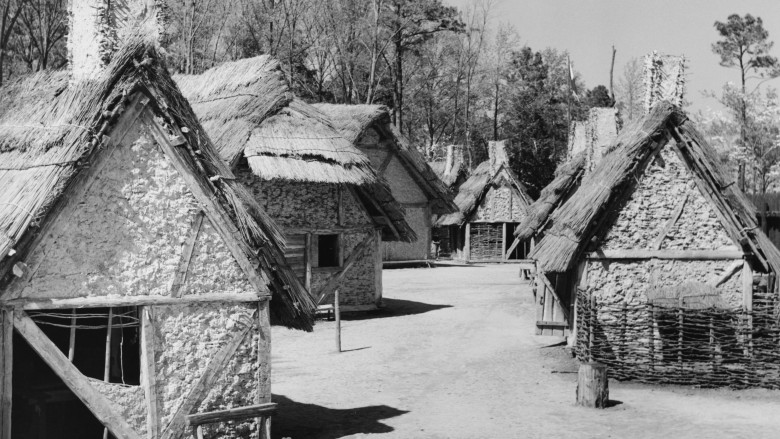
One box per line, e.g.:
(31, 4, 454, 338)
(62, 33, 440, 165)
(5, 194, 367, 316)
(0, 36, 316, 330)
(314, 103, 457, 215)
(177, 59, 415, 242)
(434, 160, 532, 227)
(175, 59, 375, 185)
(530, 101, 780, 276)
(514, 152, 586, 242)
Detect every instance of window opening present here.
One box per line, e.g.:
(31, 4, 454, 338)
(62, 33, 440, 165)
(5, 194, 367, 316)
(316, 234, 340, 268)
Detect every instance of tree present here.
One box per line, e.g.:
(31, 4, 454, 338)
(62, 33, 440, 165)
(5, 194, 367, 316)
(712, 13, 780, 190)
(0, 0, 25, 86)
(614, 57, 643, 122)
(585, 85, 614, 108)
(12, 0, 67, 72)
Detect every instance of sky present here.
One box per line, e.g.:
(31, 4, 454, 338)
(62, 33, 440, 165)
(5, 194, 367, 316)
(445, 0, 780, 113)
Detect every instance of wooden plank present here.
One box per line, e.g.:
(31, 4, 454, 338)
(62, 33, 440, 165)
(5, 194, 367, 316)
(335, 288, 341, 352)
(743, 261, 753, 312)
(1, 309, 12, 439)
(586, 249, 743, 260)
(537, 271, 571, 323)
(652, 194, 688, 250)
(13, 293, 269, 310)
(171, 213, 205, 298)
(505, 236, 522, 260)
(185, 403, 277, 427)
(256, 302, 271, 403)
(142, 112, 269, 296)
(13, 312, 142, 439)
(160, 312, 257, 439)
(315, 233, 376, 305)
(141, 307, 160, 439)
(543, 289, 554, 323)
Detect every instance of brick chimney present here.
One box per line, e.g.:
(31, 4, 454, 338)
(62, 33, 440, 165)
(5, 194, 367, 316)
(68, 0, 163, 82)
(488, 140, 509, 173)
(643, 51, 686, 113)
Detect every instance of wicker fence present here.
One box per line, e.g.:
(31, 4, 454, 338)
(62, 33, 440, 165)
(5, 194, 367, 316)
(575, 281, 780, 388)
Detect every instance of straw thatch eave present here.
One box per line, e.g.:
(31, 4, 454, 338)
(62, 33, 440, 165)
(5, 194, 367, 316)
(530, 101, 780, 276)
(0, 36, 315, 330)
(314, 103, 457, 215)
(514, 152, 587, 242)
(434, 161, 532, 227)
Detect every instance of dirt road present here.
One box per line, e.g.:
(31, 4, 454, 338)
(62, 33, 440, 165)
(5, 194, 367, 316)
(271, 265, 780, 439)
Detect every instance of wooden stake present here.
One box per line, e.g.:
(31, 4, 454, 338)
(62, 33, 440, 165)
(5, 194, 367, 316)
(68, 308, 76, 361)
(335, 288, 342, 353)
(103, 308, 114, 439)
(464, 223, 471, 262)
(576, 362, 608, 408)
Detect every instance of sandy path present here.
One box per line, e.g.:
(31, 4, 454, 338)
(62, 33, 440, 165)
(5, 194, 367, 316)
(271, 265, 780, 439)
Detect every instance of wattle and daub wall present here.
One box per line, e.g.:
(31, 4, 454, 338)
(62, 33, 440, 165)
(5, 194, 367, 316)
(468, 170, 527, 261)
(237, 170, 379, 308)
(576, 143, 780, 387)
(6, 124, 271, 438)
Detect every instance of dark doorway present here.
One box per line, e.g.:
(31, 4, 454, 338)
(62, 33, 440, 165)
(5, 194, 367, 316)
(12, 331, 105, 439)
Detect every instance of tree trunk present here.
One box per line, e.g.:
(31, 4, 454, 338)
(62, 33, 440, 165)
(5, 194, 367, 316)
(493, 82, 499, 140)
(576, 362, 609, 408)
(392, 2, 403, 131)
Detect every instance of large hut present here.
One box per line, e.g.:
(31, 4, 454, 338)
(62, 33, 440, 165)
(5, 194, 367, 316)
(528, 101, 780, 388)
(176, 60, 416, 312)
(313, 104, 457, 262)
(433, 141, 533, 262)
(0, 13, 314, 439)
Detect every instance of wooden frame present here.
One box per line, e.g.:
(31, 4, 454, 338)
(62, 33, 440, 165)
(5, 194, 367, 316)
(185, 403, 277, 439)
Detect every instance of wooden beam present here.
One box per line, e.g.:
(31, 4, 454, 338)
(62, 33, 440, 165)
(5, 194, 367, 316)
(709, 260, 744, 288)
(171, 213, 205, 298)
(284, 226, 375, 235)
(315, 233, 376, 305)
(140, 307, 160, 439)
(337, 185, 345, 226)
(142, 112, 269, 296)
(160, 312, 257, 439)
(8, 292, 269, 310)
(185, 403, 277, 427)
(13, 312, 142, 439)
(304, 233, 312, 293)
(1, 309, 12, 439)
(350, 186, 401, 241)
(586, 249, 743, 260)
(464, 223, 471, 262)
(502, 223, 508, 260)
(374, 230, 383, 305)
(377, 151, 396, 176)
(652, 194, 688, 250)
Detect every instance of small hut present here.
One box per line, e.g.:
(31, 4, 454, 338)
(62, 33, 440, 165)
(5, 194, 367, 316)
(529, 101, 780, 387)
(313, 104, 457, 262)
(176, 60, 416, 312)
(433, 141, 533, 262)
(0, 19, 313, 439)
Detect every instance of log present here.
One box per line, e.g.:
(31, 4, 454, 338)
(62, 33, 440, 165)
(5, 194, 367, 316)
(576, 362, 609, 408)
(586, 249, 743, 260)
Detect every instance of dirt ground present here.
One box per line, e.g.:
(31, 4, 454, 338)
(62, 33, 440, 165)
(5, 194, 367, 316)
(271, 265, 780, 439)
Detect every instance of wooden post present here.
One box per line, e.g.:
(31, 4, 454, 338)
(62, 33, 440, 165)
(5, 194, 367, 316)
(335, 288, 341, 353)
(103, 308, 114, 439)
(576, 362, 609, 408)
(588, 294, 595, 362)
(374, 230, 383, 306)
(68, 308, 77, 361)
(502, 223, 507, 261)
(648, 305, 655, 371)
(743, 261, 754, 357)
(305, 233, 312, 293)
(1, 308, 12, 439)
(464, 223, 471, 262)
(140, 307, 160, 439)
(677, 306, 683, 367)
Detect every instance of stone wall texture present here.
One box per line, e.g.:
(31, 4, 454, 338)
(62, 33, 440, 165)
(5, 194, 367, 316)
(154, 303, 265, 439)
(91, 379, 147, 436)
(9, 126, 264, 300)
(239, 176, 379, 307)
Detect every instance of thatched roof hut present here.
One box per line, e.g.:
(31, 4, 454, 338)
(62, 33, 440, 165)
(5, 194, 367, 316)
(0, 31, 313, 437)
(432, 141, 532, 262)
(176, 58, 414, 311)
(313, 103, 456, 262)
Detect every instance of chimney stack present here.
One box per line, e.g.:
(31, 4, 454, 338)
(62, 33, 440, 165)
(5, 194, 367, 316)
(488, 140, 510, 173)
(566, 108, 619, 172)
(68, 0, 162, 82)
(444, 144, 455, 176)
(643, 51, 686, 113)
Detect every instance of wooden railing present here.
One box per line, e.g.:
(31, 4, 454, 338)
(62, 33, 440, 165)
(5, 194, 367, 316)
(185, 402, 277, 439)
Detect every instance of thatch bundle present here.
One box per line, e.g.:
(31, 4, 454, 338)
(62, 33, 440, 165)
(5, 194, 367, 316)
(530, 101, 780, 276)
(314, 103, 457, 215)
(0, 36, 315, 330)
(514, 152, 586, 242)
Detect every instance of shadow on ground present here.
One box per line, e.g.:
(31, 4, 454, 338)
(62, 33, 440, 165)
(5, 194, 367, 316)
(272, 394, 408, 439)
(342, 298, 452, 321)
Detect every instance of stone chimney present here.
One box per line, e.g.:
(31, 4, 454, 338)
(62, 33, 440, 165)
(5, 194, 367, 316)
(444, 144, 455, 176)
(488, 140, 510, 173)
(567, 120, 588, 161)
(643, 51, 686, 113)
(567, 108, 619, 172)
(68, 0, 162, 82)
